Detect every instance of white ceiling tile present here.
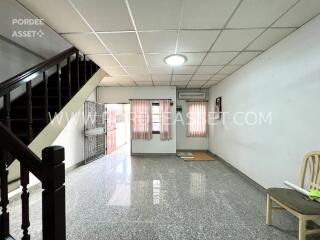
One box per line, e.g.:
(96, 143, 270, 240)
(131, 75, 152, 81)
(196, 66, 223, 75)
(178, 30, 220, 52)
(145, 53, 170, 67)
(192, 75, 212, 81)
(149, 66, 173, 74)
(173, 66, 197, 74)
(204, 80, 220, 87)
(128, 0, 183, 30)
(227, 0, 296, 28)
(246, 28, 295, 51)
(63, 33, 106, 54)
(188, 80, 207, 85)
(125, 66, 149, 75)
(211, 74, 229, 81)
(203, 52, 239, 65)
(18, 0, 90, 33)
(89, 54, 120, 68)
(136, 81, 154, 86)
(115, 54, 146, 66)
(71, 0, 133, 31)
(182, 0, 241, 29)
(154, 81, 171, 86)
(172, 75, 192, 81)
(229, 52, 260, 65)
(105, 67, 127, 76)
(273, 0, 320, 27)
(152, 75, 172, 81)
(139, 31, 177, 53)
(181, 53, 206, 65)
(99, 32, 141, 53)
(213, 29, 264, 51)
(171, 81, 188, 87)
(219, 65, 242, 74)
(119, 81, 136, 87)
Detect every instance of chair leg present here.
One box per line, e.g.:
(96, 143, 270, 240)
(299, 216, 306, 240)
(266, 194, 272, 225)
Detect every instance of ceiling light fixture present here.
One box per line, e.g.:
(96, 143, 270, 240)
(164, 54, 187, 66)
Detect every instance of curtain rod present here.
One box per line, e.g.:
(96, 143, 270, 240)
(186, 100, 208, 102)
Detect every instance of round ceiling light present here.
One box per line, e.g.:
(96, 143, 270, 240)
(164, 54, 187, 66)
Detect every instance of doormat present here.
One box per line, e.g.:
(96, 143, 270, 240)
(177, 151, 215, 161)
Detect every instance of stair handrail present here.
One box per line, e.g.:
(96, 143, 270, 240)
(0, 47, 78, 97)
(0, 121, 42, 180)
(0, 121, 66, 240)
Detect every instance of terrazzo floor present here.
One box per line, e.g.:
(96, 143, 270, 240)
(8, 147, 315, 240)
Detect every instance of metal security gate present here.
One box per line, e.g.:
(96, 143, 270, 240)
(84, 101, 105, 163)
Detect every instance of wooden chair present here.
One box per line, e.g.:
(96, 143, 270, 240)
(266, 151, 320, 240)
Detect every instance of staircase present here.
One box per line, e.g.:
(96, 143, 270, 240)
(0, 48, 98, 145)
(0, 47, 99, 240)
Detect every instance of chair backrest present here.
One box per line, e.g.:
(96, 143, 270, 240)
(299, 151, 320, 190)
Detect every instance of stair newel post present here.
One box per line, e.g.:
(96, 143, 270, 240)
(57, 64, 62, 111)
(4, 93, 11, 130)
(84, 55, 87, 83)
(42, 146, 66, 240)
(67, 57, 72, 99)
(0, 149, 10, 238)
(43, 71, 49, 124)
(76, 51, 80, 91)
(26, 81, 33, 142)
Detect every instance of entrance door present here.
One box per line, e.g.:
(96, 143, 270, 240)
(106, 104, 130, 154)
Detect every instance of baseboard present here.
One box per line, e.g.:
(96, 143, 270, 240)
(207, 151, 266, 194)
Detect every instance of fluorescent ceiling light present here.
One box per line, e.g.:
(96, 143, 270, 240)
(164, 54, 187, 66)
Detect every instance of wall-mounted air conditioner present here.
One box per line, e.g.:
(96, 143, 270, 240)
(178, 92, 206, 100)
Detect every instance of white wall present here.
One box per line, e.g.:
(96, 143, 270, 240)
(209, 16, 320, 189)
(97, 86, 176, 154)
(51, 90, 96, 169)
(176, 98, 208, 150)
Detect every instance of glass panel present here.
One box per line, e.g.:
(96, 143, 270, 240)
(152, 122, 160, 132)
(152, 114, 160, 123)
(152, 105, 160, 114)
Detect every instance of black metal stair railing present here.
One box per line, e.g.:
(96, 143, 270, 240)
(0, 47, 99, 239)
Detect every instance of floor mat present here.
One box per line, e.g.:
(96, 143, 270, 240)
(177, 151, 215, 161)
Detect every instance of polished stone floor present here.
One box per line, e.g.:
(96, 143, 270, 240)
(9, 147, 313, 239)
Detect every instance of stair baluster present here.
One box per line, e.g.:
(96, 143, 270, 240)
(43, 71, 49, 125)
(57, 64, 62, 111)
(76, 51, 80, 90)
(4, 93, 11, 130)
(67, 57, 72, 100)
(26, 82, 33, 142)
(84, 55, 87, 84)
(0, 149, 10, 239)
(20, 166, 30, 240)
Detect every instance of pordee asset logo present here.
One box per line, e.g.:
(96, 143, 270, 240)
(12, 30, 45, 38)
(12, 18, 45, 38)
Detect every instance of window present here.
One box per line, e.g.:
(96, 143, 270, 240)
(152, 103, 160, 134)
(187, 102, 208, 137)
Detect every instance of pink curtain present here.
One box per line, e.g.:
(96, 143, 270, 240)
(187, 101, 208, 137)
(160, 100, 172, 140)
(130, 100, 152, 140)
